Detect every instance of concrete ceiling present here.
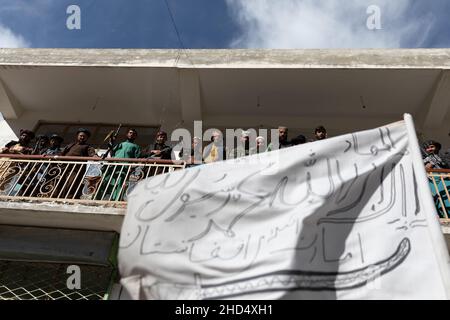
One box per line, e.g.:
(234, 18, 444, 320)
(198, 68, 440, 118)
(0, 66, 442, 120)
(0, 49, 449, 144)
(0, 66, 180, 117)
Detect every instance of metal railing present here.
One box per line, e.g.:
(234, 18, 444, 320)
(427, 169, 450, 222)
(0, 155, 186, 206)
(0, 154, 448, 222)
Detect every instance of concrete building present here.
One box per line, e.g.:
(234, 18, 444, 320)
(0, 48, 449, 299)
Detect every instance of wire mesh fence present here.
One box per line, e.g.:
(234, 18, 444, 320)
(0, 260, 115, 300)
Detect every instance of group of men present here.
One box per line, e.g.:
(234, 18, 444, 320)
(198, 125, 328, 164)
(0, 128, 173, 161)
(0, 127, 174, 200)
(0, 129, 89, 157)
(2, 125, 450, 204)
(0, 130, 64, 156)
(0, 125, 328, 164)
(6, 126, 450, 170)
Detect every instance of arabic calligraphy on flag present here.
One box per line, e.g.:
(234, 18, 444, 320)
(118, 114, 450, 299)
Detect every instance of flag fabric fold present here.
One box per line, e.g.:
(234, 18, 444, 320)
(119, 114, 450, 299)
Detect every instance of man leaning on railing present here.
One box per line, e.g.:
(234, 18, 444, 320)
(423, 140, 450, 219)
(42, 134, 64, 156)
(0, 129, 34, 155)
(0, 129, 35, 195)
(422, 140, 449, 170)
(141, 131, 172, 160)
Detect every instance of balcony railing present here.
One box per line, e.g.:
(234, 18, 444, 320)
(427, 169, 450, 223)
(0, 155, 186, 206)
(0, 154, 449, 223)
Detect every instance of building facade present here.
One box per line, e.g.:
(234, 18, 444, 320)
(0, 48, 449, 299)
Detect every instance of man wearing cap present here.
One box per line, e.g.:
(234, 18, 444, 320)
(61, 128, 97, 157)
(0, 129, 35, 194)
(0, 129, 35, 155)
(229, 130, 251, 159)
(423, 140, 448, 170)
(142, 131, 172, 160)
(250, 136, 267, 155)
(60, 128, 98, 199)
(203, 130, 226, 163)
(43, 134, 64, 156)
(423, 140, 449, 218)
(178, 136, 202, 165)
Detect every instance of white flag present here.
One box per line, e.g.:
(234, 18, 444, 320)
(118, 114, 450, 299)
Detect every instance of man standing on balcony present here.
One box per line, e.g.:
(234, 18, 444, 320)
(0, 129, 35, 195)
(32, 135, 50, 155)
(127, 131, 172, 198)
(43, 134, 64, 156)
(203, 130, 226, 163)
(266, 126, 291, 152)
(60, 128, 98, 199)
(97, 129, 141, 201)
(142, 131, 172, 160)
(250, 136, 267, 155)
(423, 140, 448, 170)
(111, 128, 141, 159)
(61, 128, 97, 157)
(229, 130, 251, 159)
(423, 140, 449, 219)
(0, 129, 35, 155)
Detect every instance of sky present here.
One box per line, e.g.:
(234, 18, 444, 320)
(0, 0, 449, 49)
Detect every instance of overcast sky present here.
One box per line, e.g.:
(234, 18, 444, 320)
(0, 0, 449, 48)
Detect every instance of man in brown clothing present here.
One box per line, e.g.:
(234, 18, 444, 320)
(60, 128, 98, 199)
(0, 129, 35, 155)
(61, 128, 97, 157)
(0, 129, 35, 194)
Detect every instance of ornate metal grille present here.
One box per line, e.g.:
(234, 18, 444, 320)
(0, 155, 185, 205)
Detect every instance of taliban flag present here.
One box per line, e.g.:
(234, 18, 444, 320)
(118, 114, 450, 299)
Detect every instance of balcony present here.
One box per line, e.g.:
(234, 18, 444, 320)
(0, 155, 186, 232)
(1, 155, 450, 223)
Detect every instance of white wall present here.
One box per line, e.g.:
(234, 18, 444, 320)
(0, 116, 18, 147)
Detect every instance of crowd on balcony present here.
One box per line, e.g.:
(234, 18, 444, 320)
(194, 125, 326, 164)
(1, 126, 449, 170)
(0, 126, 450, 212)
